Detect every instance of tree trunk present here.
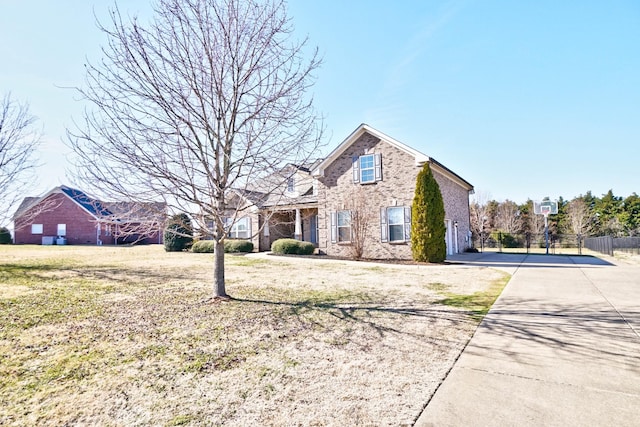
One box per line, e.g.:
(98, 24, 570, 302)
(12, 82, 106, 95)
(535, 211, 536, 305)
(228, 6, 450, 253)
(213, 239, 228, 298)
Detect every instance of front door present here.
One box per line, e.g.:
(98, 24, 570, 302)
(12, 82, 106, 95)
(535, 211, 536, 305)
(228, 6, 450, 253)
(445, 220, 454, 256)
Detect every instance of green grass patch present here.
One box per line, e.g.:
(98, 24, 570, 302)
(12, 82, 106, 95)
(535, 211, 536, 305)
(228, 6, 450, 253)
(167, 414, 195, 426)
(425, 282, 448, 292)
(436, 273, 511, 321)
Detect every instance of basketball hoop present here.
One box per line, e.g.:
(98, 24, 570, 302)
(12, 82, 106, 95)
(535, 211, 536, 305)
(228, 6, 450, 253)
(534, 197, 558, 255)
(534, 198, 558, 217)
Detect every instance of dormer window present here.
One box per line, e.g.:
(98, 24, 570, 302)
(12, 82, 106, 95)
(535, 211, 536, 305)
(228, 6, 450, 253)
(287, 176, 295, 192)
(352, 153, 382, 184)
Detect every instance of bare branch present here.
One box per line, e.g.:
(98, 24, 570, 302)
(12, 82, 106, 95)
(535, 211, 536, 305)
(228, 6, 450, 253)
(67, 0, 323, 297)
(0, 93, 41, 225)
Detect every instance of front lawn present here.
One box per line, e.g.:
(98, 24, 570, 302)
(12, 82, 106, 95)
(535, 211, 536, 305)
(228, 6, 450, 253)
(0, 245, 508, 426)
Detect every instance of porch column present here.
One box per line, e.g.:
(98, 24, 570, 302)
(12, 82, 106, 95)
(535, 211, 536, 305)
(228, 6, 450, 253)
(294, 208, 302, 240)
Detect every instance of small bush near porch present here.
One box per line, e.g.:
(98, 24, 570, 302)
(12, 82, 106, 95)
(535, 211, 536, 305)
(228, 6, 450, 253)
(271, 238, 315, 255)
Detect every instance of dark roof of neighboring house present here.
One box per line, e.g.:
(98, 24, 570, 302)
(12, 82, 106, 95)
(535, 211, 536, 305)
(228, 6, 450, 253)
(60, 186, 113, 217)
(13, 185, 166, 223)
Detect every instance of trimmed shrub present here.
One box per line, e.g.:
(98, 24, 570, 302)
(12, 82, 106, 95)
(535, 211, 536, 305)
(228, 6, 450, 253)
(224, 240, 254, 253)
(0, 227, 12, 244)
(296, 241, 315, 255)
(412, 163, 446, 262)
(164, 213, 193, 252)
(191, 240, 254, 253)
(192, 240, 215, 253)
(271, 238, 314, 255)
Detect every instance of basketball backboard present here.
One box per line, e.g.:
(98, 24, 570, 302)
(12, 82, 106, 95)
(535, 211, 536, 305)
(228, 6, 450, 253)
(534, 198, 558, 216)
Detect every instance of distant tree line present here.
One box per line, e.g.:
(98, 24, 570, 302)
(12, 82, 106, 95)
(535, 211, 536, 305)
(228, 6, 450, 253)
(470, 190, 640, 245)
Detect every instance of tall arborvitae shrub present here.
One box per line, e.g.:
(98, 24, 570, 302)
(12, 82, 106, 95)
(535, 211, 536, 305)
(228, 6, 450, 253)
(411, 163, 446, 262)
(164, 213, 193, 252)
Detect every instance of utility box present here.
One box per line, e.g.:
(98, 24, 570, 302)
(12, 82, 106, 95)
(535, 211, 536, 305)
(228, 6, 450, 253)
(42, 236, 55, 245)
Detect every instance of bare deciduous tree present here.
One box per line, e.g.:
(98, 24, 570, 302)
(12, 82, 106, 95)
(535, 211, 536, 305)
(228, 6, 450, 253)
(528, 208, 545, 236)
(345, 187, 374, 260)
(0, 93, 41, 225)
(566, 198, 593, 236)
(67, 0, 322, 298)
(495, 199, 523, 234)
(469, 191, 491, 249)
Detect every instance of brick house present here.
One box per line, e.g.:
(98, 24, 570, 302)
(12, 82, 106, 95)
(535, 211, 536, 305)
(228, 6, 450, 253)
(13, 186, 165, 245)
(215, 162, 320, 252)
(227, 123, 474, 259)
(314, 124, 473, 259)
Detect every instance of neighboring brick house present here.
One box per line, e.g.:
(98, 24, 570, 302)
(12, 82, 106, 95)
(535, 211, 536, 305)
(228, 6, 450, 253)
(226, 123, 473, 259)
(13, 186, 165, 245)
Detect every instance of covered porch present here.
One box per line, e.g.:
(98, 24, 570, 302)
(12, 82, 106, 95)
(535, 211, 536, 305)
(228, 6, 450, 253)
(258, 205, 318, 251)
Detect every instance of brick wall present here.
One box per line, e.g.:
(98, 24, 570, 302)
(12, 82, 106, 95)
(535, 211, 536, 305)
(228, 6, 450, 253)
(14, 192, 102, 245)
(13, 191, 163, 246)
(317, 132, 472, 260)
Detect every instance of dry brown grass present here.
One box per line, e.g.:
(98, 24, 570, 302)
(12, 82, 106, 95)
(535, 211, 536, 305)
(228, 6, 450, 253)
(0, 245, 509, 426)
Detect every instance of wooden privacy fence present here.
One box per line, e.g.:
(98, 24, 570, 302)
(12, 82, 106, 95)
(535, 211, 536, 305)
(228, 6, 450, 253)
(584, 236, 640, 256)
(584, 236, 613, 256)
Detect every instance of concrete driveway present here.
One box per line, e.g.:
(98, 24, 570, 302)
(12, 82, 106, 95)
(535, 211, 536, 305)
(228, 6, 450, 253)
(415, 252, 640, 427)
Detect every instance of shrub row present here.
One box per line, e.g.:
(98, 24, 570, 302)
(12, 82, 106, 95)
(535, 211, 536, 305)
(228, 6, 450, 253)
(191, 239, 254, 253)
(270, 238, 314, 255)
(191, 238, 313, 255)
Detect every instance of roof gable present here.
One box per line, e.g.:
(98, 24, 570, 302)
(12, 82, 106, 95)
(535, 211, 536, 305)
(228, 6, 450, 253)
(313, 124, 429, 177)
(312, 123, 473, 191)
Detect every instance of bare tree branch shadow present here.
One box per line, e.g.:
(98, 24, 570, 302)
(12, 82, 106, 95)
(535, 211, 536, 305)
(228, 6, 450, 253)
(229, 295, 475, 349)
(464, 299, 640, 370)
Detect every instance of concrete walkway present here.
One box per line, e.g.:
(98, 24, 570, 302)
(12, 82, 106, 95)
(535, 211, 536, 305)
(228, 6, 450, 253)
(415, 252, 640, 427)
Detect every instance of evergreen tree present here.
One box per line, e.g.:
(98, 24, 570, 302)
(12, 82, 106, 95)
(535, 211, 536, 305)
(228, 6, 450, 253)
(0, 227, 12, 244)
(595, 190, 624, 236)
(411, 163, 446, 262)
(164, 213, 193, 252)
(621, 193, 640, 236)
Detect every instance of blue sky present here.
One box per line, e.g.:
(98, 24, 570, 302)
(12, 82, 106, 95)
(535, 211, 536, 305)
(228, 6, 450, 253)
(1, 0, 638, 204)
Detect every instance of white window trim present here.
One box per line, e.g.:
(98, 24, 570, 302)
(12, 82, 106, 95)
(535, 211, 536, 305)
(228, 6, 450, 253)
(352, 153, 382, 184)
(31, 224, 43, 234)
(380, 206, 411, 243)
(330, 210, 352, 243)
(387, 207, 405, 242)
(227, 216, 251, 239)
(359, 154, 375, 183)
(57, 224, 66, 236)
(337, 210, 352, 243)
